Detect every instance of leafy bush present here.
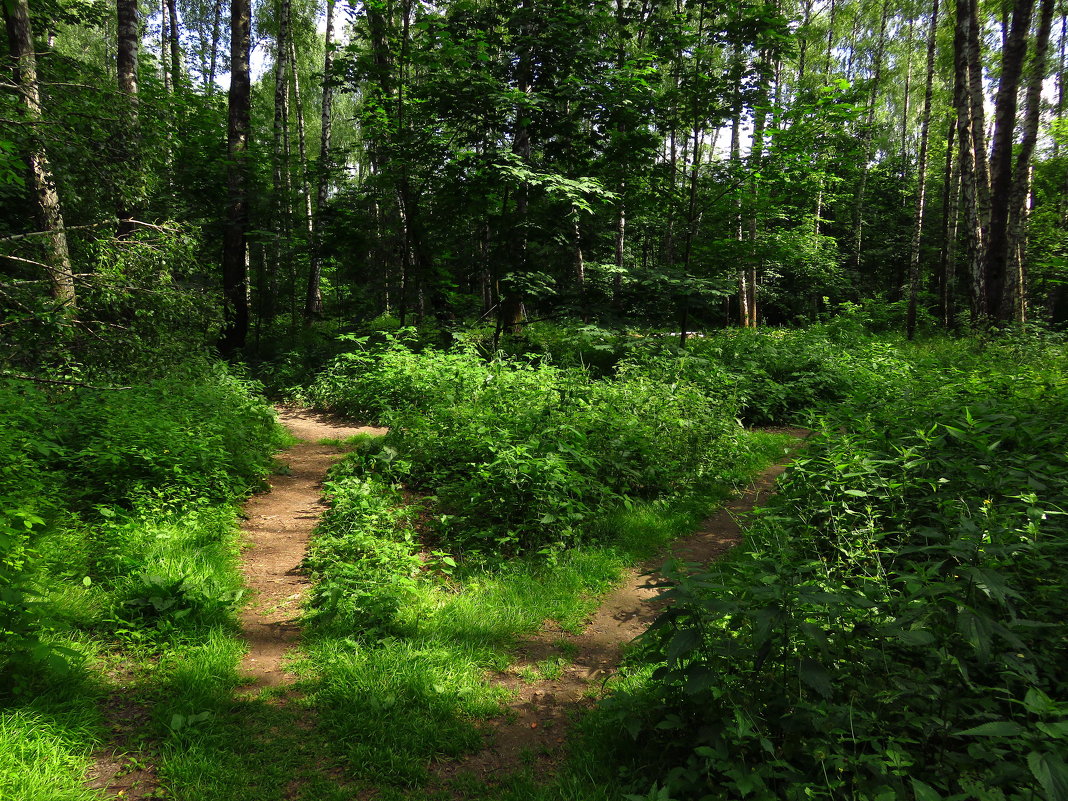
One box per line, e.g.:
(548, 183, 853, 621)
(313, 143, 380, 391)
(599, 350, 1068, 801)
(0, 365, 283, 684)
(304, 336, 745, 555)
(623, 326, 914, 427)
(58, 366, 282, 508)
(304, 459, 423, 636)
(501, 321, 631, 374)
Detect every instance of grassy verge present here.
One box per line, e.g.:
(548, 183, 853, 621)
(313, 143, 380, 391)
(0, 368, 286, 800)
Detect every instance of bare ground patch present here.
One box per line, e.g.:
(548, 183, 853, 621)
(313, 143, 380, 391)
(238, 406, 386, 690)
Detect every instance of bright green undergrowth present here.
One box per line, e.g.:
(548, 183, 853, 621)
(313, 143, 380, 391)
(0, 363, 286, 798)
(297, 329, 799, 785)
(301, 426, 791, 787)
(581, 332, 1068, 801)
(9, 319, 1062, 801)
(303, 333, 755, 557)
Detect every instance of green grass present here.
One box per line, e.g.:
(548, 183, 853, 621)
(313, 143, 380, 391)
(317, 432, 386, 450)
(0, 680, 103, 801)
(146, 633, 360, 801)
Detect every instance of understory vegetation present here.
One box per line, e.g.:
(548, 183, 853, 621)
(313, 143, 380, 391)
(586, 335, 1068, 801)
(0, 349, 285, 798)
(1, 315, 1066, 801)
(295, 322, 1068, 801)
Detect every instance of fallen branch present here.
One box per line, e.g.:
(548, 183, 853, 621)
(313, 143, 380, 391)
(2, 372, 132, 390)
(0, 218, 181, 245)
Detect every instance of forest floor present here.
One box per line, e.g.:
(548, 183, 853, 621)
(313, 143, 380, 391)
(86, 412, 803, 800)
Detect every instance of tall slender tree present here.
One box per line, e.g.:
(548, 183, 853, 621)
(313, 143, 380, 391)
(305, 0, 335, 323)
(116, 0, 140, 238)
(3, 0, 75, 310)
(906, 0, 940, 338)
(221, 0, 252, 352)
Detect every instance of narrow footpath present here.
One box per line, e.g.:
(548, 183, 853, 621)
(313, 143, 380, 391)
(238, 407, 386, 689)
(86, 415, 804, 799)
(432, 427, 809, 784)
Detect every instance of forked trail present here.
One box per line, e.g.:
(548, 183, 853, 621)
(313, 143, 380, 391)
(87, 412, 803, 799)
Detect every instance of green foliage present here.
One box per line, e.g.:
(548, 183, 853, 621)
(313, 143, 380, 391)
(644, 326, 914, 425)
(597, 339, 1068, 801)
(304, 462, 423, 636)
(59, 367, 281, 508)
(0, 365, 283, 687)
(304, 335, 745, 555)
(2, 226, 223, 378)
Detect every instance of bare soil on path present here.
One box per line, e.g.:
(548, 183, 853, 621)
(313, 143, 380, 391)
(87, 407, 385, 800)
(238, 406, 386, 689)
(432, 427, 809, 786)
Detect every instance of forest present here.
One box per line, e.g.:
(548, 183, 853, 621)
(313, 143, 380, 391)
(1, 0, 1067, 798)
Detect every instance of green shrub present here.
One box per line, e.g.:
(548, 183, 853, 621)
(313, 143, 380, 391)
(600, 352, 1068, 801)
(619, 327, 914, 425)
(305, 337, 746, 555)
(59, 367, 282, 508)
(0, 365, 282, 684)
(304, 463, 423, 637)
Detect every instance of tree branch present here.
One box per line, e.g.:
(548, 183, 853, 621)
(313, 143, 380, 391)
(1, 373, 132, 390)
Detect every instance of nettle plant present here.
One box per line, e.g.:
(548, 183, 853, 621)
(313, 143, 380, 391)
(306, 336, 746, 556)
(606, 363, 1068, 801)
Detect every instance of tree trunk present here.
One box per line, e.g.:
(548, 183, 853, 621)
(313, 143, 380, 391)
(746, 50, 770, 330)
(731, 93, 749, 327)
(288, 35, 315, 273)
(268, 0, 291, 325)
(824, 0, 837, 76)
(900, 14, 915, 180)
(984, 0, 1037, 321)
(161, 0, 171, 93)
(613, 195, 625, 306)
(1003, 0, 1056, 322)
(221, 0, 251, 354)
(305, 0, 335, 323)
(116, 0, 139, 238)
(166, 0, 182, 89)
(1056, 11, 1066, 160)
(848, 0, 890, 275)
(906, 0, 939, 339)
(207, 0, 223, 92)
(939, 118, 960, 329)
(4, 0, 75, 310)
(953, 0, 990, 323)
(571, 210, 585, 289)
(500, 0, 533, 335)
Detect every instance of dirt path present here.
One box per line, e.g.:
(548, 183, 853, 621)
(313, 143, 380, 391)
(87, 417, 802, 798)
(433, 427, 809, 784)
(86, 408, 384, 800)
(238, 407, 387, 689)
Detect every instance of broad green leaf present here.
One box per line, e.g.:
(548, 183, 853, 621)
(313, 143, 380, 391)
(1028, 751, 1068, 801)
(666, 628, 701, 663)
(955, 721, 1026, 737)
(911, 778, 942, 801)
(799, 658, 832, 698)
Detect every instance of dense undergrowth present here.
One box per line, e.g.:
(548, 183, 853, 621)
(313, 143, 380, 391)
(297, 321, 1068, 801)
(583, 333, 1068, 801)
(295, 328, 798, 787)
(0, 355, 284, 797)
(4, 307, 1066, 801)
